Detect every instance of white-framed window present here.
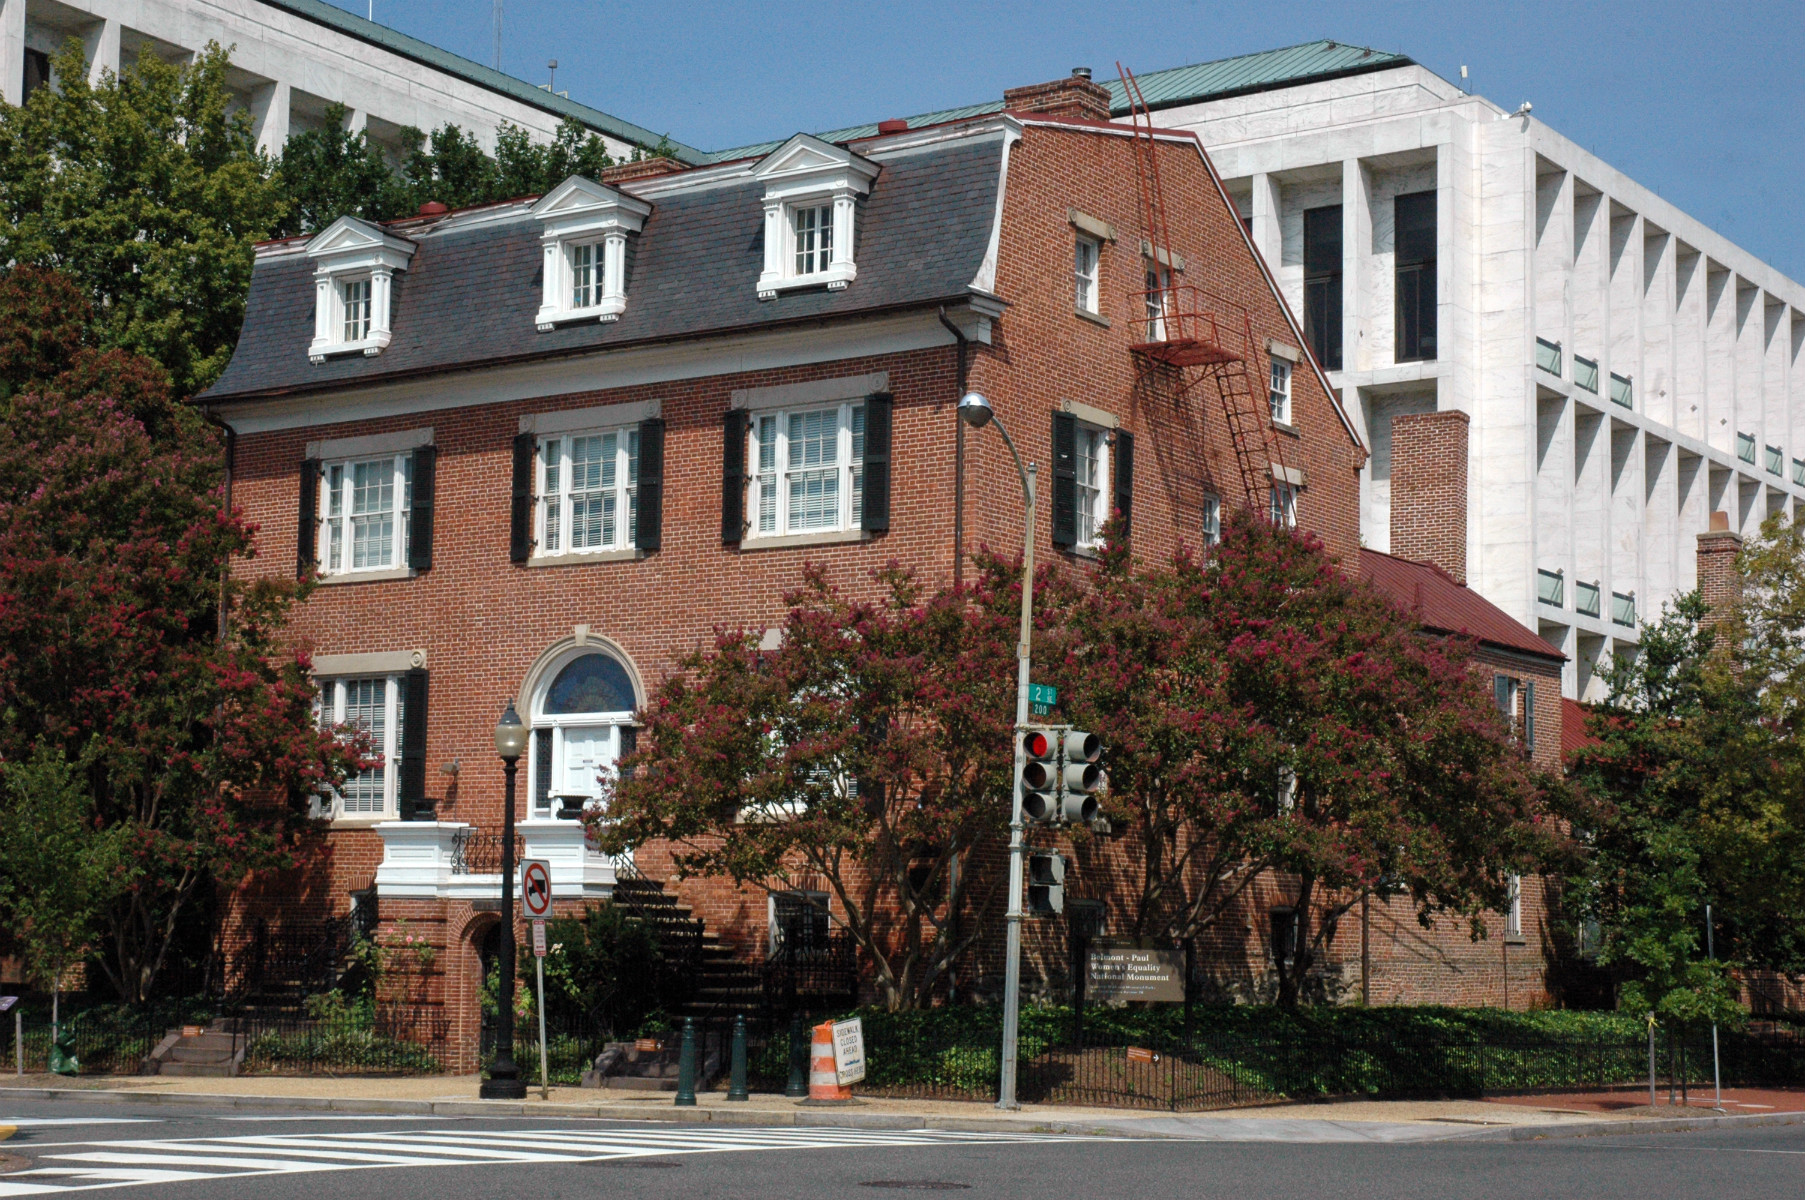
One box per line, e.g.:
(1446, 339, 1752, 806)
(1277, 766, 1298, 813)
(749, 402, 867, 538)
(318, 454, 413, 576)
(1074, 423, 1110, 550)
(569, 241, 597, 310)
(341, 277, 372, 343)
(1269, 482, 1297, 529)
(537, 429, 638, 556)
(1494, 674, 1521, 740)
(1506, 874, 1523, 938)
(1269, 358, 1293, 425)
(1074, 236, 1100, 314)
(1144, 263, 1169, 340)
(317, 674, 404, 818)
(529, 649, 640, 819)
(792, 203, 834, 276)
(1202, 493, 1221, 547)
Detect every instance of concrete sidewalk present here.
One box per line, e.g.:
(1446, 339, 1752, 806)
(5, 1073, 1801, 1143)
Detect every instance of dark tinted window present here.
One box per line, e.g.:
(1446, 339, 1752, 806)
(1395, 191, 1437, 266)
(1394, 191, 1437, 361)
(1302, 205, 1343, 370)
(543, 653, 637, 714)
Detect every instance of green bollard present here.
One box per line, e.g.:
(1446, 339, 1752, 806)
(673, 1017, 697, 1107)
(727, 1014, 750, 1101)
(785, 1014, 809, 1098)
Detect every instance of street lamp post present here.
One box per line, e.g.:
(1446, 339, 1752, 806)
(957, 391, 1036, 1112)
(480, 700, 529, 1100)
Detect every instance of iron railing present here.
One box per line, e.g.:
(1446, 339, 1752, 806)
(449, 828, 524, 876)
(763, 931, 859, 1014)
(231, 1006, 449, 1075)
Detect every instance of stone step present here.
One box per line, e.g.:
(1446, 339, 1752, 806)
(156, 1060, 237, 1077)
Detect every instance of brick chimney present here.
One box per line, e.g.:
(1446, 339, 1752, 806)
(1697, 510, 1743, 622)
(601, 156, 685, 186)
(1389, 410, 1469, 584)
(1003, 68, 1112, 122)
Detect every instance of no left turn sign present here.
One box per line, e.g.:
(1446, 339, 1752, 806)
(521, 859, 552, 919)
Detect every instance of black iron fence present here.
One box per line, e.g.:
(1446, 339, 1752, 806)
(229, 1007, 450, 1075)
(1, 997, 215, 1075)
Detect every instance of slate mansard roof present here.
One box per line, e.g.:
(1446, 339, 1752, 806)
(204, 130, 1008, 403)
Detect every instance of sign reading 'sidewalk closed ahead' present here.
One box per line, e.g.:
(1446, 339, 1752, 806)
(1085, 941, 1185, 1003)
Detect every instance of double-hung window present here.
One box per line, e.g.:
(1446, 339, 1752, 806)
(793, 204, 833, 276)
(1269, 482, 1298, 528)
(1269, 358, 1293, 425)
(341, 278, 372, 343)
(319, 454, 412, 576)
(538, 429, 639, 556)
(1506, 874, 1523, 938)
(1074, 423, 1109, 549)
(1202, 493, 1222, 547)
(317, 674, 404, 819)
(1143, 264, 1170, 341)
(569, 242, 597, 309)
(1074, 236, 1100, 314)
(750, 402, 866, 538)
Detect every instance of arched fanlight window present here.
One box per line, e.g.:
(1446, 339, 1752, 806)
(527, 647, 640, 819)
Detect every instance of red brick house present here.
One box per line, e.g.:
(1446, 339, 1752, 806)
(202, 72, 1387, 1059)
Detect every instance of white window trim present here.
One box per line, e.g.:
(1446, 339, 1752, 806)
(316, 452, 413, 577)
(1269, 358, 1293, 425)
(1270, 482, 1298, 529)
(534, 425, 640, 559)
(1202, 493, 1222, 546)
(751, 134, 879, 300)
(317, 673, 403, 822)
(1506, 874, 1524, 939)
(1073, 420, 1111, 552)
(527, 645, 640, 820)
(530, 175, 652, 331)
(745, 400, 868, 542)
(305, 216, 415, 363)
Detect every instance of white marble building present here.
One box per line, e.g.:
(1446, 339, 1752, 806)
(0, 0, 692, 162)
(1146, 44, 1804, 699)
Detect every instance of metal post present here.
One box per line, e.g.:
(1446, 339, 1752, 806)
(13, 1009, 19, 1075)
(785, 1014, 808, 1098)
(997, 449, 1037, 1112)
(1647, 1014, 1657, 1109)
(535, 952, 549, 1100)
(481, 757, 526, 1098)
(674, 1017, 697, 1106)
(1708, 903, 1722, 1111)
(728, 1015, 749, 1101)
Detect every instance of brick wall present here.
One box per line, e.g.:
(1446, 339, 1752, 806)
(1390, 409, 1469, 583)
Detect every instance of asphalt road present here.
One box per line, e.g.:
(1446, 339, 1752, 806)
(3, 1098, 1802, 1199)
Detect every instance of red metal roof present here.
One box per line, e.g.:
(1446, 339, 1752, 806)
(1358, 549, 1563, 662)
(1561, 698, 1600, 763)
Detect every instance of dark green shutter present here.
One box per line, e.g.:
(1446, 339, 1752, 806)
(298, 458, 319, 578)
(510, 431, 534, 563)
(636, 417, 664, 552)
(1112, 428, 1134, 538)
(722, 409, 748, 545)
(861, 392, 892, 533)
(1524, 681, 1536, 752)
(399, 668, 429, 820)
(408, 445, 436, 571)
(1050, 411, 1077, 549)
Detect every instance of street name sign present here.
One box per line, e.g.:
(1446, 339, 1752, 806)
(1029, 682, 1058, 716)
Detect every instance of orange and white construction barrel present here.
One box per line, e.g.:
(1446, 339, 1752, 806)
(808, 1021, 851, 1102)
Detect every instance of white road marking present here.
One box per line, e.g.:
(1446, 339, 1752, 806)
(0, 1123, 157, 1129)
(0, 1123, 1099, 1194)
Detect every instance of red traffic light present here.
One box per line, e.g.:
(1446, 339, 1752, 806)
(1022, 730, 1052, 759)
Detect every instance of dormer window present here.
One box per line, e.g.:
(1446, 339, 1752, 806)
(531, 176, 652, 331)
(752, 134, 879, 300)
(305, 216, 416, 364)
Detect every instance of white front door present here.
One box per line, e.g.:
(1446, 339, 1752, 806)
(558, 724, 613, 800)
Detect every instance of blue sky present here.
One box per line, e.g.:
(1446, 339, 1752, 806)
(331, 0, 1805, 283)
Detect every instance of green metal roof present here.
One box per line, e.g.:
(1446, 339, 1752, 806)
(262, 0, 707, 163)
(705, 39, 1410, 163)
(1103, 40, 1412, 113)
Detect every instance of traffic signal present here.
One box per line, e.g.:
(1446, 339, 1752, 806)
(1027, 852, 1065, 915)
(1059, 730, 1102, 825)
(1019, 727, 1058, 823)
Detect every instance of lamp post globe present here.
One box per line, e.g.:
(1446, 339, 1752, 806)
(480, 698, 529, 1099)
(957, 391, 994, 428)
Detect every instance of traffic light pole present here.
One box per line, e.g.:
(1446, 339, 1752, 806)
(992, 418, 1036, 1112)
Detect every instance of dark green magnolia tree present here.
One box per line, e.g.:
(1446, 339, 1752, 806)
(1047, 512, 1569, 1007)
(0, 40, 287, 395)
(0, 268, 360, 1002)
(598, 564, 1021, 1011)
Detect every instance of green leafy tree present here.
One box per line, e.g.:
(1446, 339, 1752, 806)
(275, 101, 404, 234)
(0, 268, 360, 1001)
(1049, 513, 1568, 1007)
(0, 744, 129, 1017)
(539, 903, 681, 1037)
(599, 564, 1020, 1011)
(0, 40, 287, 395)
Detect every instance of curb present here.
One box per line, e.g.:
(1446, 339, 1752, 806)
(0, 1087, 1149, 1140)
(8, 1086, 1805, 1143)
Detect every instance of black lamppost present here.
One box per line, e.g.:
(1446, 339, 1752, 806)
(480, 699, 529, 1099)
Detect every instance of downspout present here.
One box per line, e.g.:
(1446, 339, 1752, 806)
(937, 307, 971, 589)
(201, 406, 237, 645)
(935, 306, 971, 1004)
